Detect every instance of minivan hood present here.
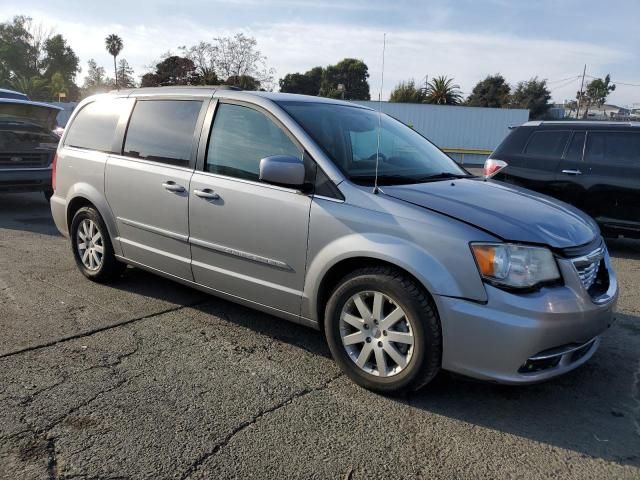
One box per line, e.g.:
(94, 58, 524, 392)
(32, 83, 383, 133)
(383, 178, 596, 249)
(0, 99, 61, 130)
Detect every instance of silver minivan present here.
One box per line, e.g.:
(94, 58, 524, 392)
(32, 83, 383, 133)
(51, 87, 618, 393)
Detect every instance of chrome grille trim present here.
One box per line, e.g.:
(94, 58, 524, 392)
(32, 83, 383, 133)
(571, 246, 605, 290)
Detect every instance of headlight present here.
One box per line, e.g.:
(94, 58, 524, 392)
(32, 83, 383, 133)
(471, 243, 560, 289)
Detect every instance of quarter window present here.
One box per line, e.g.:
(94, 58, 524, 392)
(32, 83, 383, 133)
(206, 103, 303, 181)
(523, 131, 570, 157)
(585, 132, 640, 166)
(124, 100, 203, 167)
(64, 98, 127, 152)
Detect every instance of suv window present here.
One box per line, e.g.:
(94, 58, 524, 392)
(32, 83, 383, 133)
(585, 131, 640, 166)
(523, 130, 570, 157)
(64, 99, 127, 152)
(564, 131, 585, 161)
(123, 100, 202, 167)
(206, 103, 302, 181)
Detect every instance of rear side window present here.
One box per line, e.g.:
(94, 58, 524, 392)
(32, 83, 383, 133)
(206, 103, 302, 181)
(124, 100, 202, 167)
(64, 99, 127, 152)
(564, 131, 585, 161)
(523, 130, 570, 157)
(585, 131, 640, 166)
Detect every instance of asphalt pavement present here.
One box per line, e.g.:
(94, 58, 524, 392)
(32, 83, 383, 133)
(1, 192, 639, 479)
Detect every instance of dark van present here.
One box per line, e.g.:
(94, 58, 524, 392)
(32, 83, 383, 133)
(490, 121, 640, 239)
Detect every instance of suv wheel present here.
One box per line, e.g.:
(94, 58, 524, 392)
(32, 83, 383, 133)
(70, 207, 126, 282)
(324, 266, 441, 393)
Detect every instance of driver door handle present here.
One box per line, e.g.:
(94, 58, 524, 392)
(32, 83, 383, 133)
(162, 181, 186, 192)
(561, 169, 582, 176)
(194, 188, 220, 200)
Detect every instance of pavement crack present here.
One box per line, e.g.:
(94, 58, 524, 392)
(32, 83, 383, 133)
(179, 373, 343, 480)
(46, 436, 58, 480)
(0, 300, 207, 360)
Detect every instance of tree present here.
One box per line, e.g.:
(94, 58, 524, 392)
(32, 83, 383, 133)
(49, 71, 66, 100)
(279, 66, 323, 95)
(425, 75, 462, 105)
(42, 34, 80, 84)
(141, 56, 200, 87)
(319, 58, 370, 100)
(179, 41, 219, 85)
(116, 59, 136, 88)
(82, 58, 112, 95)
(389, 79, 427, 103)
(466, 74, 510, 108)
(9, 74, 48, 99)
(580, 74, 615, 118)
(0, 16, 37, 82)
(210, 33, 274, 90)
(511, 77, 552, 119)
(225, 75, 260, 90)
(105, 34, 123, 88)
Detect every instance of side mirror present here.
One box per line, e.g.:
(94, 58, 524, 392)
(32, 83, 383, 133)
(484, 159, 508, 179)
(259, 155, 305, 189)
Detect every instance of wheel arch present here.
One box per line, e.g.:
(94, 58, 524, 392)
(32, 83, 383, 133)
(65, 183, 121, 256)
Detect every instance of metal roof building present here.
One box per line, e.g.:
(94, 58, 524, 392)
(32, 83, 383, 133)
(353, 101, 529, 165)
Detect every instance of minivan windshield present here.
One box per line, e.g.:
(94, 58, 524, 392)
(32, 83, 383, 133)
(278, 101, 470, 186)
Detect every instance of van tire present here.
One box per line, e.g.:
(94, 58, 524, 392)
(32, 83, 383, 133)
(324, 266, 441, 394)
(70, 207, 126, 283)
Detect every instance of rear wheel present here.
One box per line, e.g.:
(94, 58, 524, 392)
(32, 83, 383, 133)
(70, 207, 126, 282)
(324, 266, 441, 394)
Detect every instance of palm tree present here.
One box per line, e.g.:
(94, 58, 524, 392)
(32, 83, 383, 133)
(105, 34, 124, 89)
(426, 75, 463, 105)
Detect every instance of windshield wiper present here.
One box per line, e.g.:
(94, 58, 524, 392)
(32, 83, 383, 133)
(415, 172, 472, 182)
(349, 174, 419, 185)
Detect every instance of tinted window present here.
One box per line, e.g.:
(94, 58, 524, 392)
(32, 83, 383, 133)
(564, 131, 585, 161)
(585, 131, 640, 166)
(124, 100, 202, 167)
(206, 103, 302, 181)
(64, 99, 127, 152)
(524, 130, 570, 157)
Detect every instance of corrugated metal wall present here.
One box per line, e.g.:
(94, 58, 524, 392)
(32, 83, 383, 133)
(353, 101, 529, 165)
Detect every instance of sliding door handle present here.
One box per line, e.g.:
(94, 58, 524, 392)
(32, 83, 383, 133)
(561, 169, 582, 176)
(194, 189, 220, 200)
(162, 181, 186, 192)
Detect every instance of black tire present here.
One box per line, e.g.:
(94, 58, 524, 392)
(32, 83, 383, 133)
(70, 206, 126, 283)
(324, 266, 441, 394)
(43, 189, 53, 202)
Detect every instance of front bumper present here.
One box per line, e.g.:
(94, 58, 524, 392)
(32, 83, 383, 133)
(0, 167, 52, 192)
(436, 251, 618, 384)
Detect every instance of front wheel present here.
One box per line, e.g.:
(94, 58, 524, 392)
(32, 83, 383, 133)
(324, 266, 442, 394)
(70, 207, 126, 283)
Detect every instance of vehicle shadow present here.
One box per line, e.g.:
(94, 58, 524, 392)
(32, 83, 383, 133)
(606, 237, 640, 260)
(0, 192, 60, 237)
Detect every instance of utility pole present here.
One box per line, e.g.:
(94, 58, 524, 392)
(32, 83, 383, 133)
(576, 64, 586, 118)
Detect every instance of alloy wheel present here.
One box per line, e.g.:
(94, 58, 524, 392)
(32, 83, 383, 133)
(339, 290, 414, 377)
(76, 219, 104, 271)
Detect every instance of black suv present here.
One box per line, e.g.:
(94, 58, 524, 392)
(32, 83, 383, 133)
(490, 121, 640, 239)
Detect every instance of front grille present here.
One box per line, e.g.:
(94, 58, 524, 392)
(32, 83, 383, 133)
(0, 152, 50, 168)
(570, 245, 605, 290)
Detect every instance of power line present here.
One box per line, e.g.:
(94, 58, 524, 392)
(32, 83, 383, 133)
(547, 75, 582, 85)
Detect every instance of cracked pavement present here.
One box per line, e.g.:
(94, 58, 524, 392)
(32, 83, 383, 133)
(1, 192, 639, 479)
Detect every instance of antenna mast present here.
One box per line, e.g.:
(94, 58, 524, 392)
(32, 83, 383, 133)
(373, 33, 386, 194)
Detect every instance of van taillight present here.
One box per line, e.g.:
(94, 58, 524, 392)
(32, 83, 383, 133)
(52, 153, 58, 191)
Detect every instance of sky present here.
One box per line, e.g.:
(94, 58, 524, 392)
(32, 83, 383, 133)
(5, 0, 640, 106)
